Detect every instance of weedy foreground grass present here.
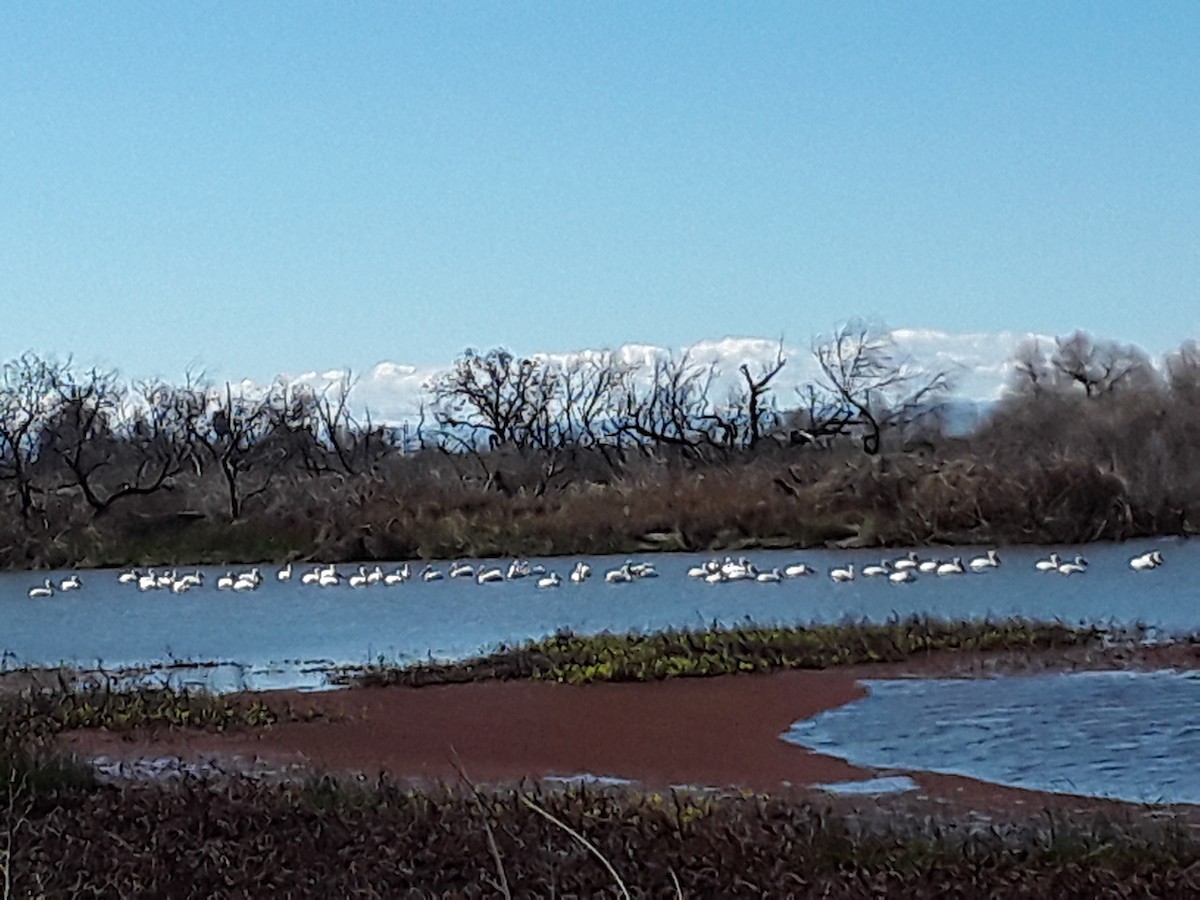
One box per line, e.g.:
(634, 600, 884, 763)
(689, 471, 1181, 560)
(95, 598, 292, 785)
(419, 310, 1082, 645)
(0, 771, 1197, 897)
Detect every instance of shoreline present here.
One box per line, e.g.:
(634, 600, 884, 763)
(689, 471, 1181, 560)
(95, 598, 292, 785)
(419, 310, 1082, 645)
(59, 650, 1200, 823)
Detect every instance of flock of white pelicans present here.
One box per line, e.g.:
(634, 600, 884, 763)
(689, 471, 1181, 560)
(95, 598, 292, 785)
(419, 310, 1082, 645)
(22, 548, 1167, 599)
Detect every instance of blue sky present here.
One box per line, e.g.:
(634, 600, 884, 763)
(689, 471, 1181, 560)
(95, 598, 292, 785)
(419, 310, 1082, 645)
(2, 2, 1197, 383)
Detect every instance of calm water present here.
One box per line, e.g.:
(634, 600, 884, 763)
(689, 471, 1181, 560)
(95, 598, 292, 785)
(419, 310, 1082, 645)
(784, 670, 1200, 805)
(0, 538, 1193, 676)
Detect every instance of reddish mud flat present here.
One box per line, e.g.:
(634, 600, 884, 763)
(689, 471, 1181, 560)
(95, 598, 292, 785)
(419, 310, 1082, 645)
(61, 656, 1200, 823)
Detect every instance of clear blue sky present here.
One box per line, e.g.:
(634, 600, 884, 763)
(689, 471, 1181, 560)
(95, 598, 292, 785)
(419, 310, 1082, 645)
(2, 2, 1197, 383)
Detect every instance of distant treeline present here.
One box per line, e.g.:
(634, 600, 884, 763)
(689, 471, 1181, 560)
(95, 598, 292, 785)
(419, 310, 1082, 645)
(1, 323, 1197, 570)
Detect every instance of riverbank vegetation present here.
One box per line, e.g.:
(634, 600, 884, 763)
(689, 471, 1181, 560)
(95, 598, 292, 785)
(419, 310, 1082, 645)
(0, 756, 1196, 895)
(3, 325, 1198, 570)
(347, 617, 1100, 687)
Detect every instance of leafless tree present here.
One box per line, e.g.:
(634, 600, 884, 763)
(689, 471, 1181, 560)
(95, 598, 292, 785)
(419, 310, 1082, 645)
(41, 366, 183, 515)
(614, 352, 729, 459)
(806, 320, 951, 454)
(428, 349, 550, 451)
(0, 353, 67, 520)
(736, 339, 787, 450)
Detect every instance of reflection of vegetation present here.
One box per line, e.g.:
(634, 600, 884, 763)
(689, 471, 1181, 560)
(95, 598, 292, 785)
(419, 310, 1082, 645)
(348, 618, 1100, 687)
(3, 325, 1199, 569)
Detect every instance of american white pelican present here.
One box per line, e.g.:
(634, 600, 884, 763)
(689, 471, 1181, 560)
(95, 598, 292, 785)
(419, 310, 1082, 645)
(318, 569, 341, 587)
(301, 566, 322, 585)
(830, 563, 855, 582)
(605, 564, 633, 583)
(968, 550, 1000, 571)
(449, 562, 475, 578)
(366, 565, 385, 585)
(783, 562, 814, 577)
(569, 561, 591, 583)
(421, 564, 444, 582)
(917, 559, 940, 574)
(117, 569, 139, 585)
(277, 562, 292, 582)
(238, 567, 262, 586)
(216, 572, 236, 591)
(687, 560, 715, 579)
(629, 562, 657, 578)
(137, 571, 160, 592)
(936, 557, 965, 576)
(1130, 550, 1163, 571)
(506, 559, 530, 580)
(155, 570, 175, 590)
(862, 562, 890, 578)
(1057, 555, 1088, 575)
(232, 575, 257, 591)
(704, 569, 725, 584)
(171, 579, 192, 594)
(348, 567, 370, 588)
(476, 566, 504, 584)
(756, 568, 784, 583)
(891, 552, 920, 572)
(28, 579, 53, 599)
(59, 574, 82, 591)
(1034, 552, 1062, 572)
(888, 569, 916, 584)
(536, 572, 561, 589)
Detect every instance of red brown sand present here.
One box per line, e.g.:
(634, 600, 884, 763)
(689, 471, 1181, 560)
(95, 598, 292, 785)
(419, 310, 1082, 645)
(61, 656, 1200, 822)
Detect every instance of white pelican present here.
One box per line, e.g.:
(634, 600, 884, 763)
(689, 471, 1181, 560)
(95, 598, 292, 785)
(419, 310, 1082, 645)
(383, 566, 409, 586)
(318, 568, 341, 587)
(536, 572, 561, 589)
(277, 562, 293, 582)
(1129, 551, 1162, 571)
(28, 579, 54, 599)
(232, 575, 257, 591)
(891, 552, 920, 572)
(784, 562, 814, 577)
(421, 565, 444, 582)
(917, 559, 940, 574)
(968, 550, 1001, 571)
(216, 572, 235, 591)
(687, 560, 715, 579)
(1057, 555, 1088, 575)
(936, 557, 965, 576)
(366, 565, 385, 585)
(155, 570, 175, 590)
(237, 567, 262, 586)
(450, 562, 475, 579)
(569, 561, 591, 583)
(301, 566, 321, 585)
(506, 559, 530, 580)
(137, 570, 160, 592)
(861, 562, 890, 578)
(476, 566, 505, 584)
(629, 562, 657, 578)
(704, 569, 725, 584)
(605, 564, 633, 583)
(1034, 552, 1062, 572)
(755, 568, 784, 583)
(59, 574, 82, 591)
(171, 579, 192, 594)
(117, 569, 139, 585)
(348, 567, 370, 588)
(888, 569, 916, 584)
(830, 563, 855, 582)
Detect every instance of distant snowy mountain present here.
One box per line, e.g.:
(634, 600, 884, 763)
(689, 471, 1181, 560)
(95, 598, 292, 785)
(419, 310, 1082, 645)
(288, 329, 1050, 425)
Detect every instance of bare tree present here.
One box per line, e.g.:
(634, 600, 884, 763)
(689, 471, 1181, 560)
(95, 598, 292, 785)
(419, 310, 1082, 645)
(808, 321, 951, 454)
(737, 339, 787, 450)
(428, 349, 548, 451)
(0, 353, 66, 520)
(614, 352, 728, 458)
(41, 366, 183, 515)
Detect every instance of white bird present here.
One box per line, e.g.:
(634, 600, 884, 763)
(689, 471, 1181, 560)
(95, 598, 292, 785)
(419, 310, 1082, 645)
(1129, 550, 1163, 571)
(348, 567, 370, 588)
(383, 566, 409, 586)
(232, 575, 258, 591)
(917, 559, 940, 574)
(830, 563, 855, 582)
(861, 562, 890, 578)
(171, 579, 192, 594)
(59, 574, 82, 591)
(28, 578, 54, 599)
(687, 561, 714, 579)
(569, 561, 591, 583)
(704, 569, 725, 584)
(137, 570, 160, 592)
(216, 572, 236, 591)
(888, 569, 916, 584)
(968, 550, 1001, 571)
(1057, 555, 1088, 576)
(421, 565, 444, 582)
(318, 569, 341, 587)
(506, 559, 530, 580)
(756, 568, 784, 583)
(449, 562, 475, 579)
(1034, 552, 1062, 572)
(537, 572, 561, 589)
(936, 557, 965, 576)
(605, 564, 634, 583)
(117, 569, 139, 585)
(784, 562, 814, 577)
(366, 565, 385, 585)
(476, 566, 505, 584)
(629, 562, 658, 578)
(891, 552, 920, 572)
(238, 567, 262, 586)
